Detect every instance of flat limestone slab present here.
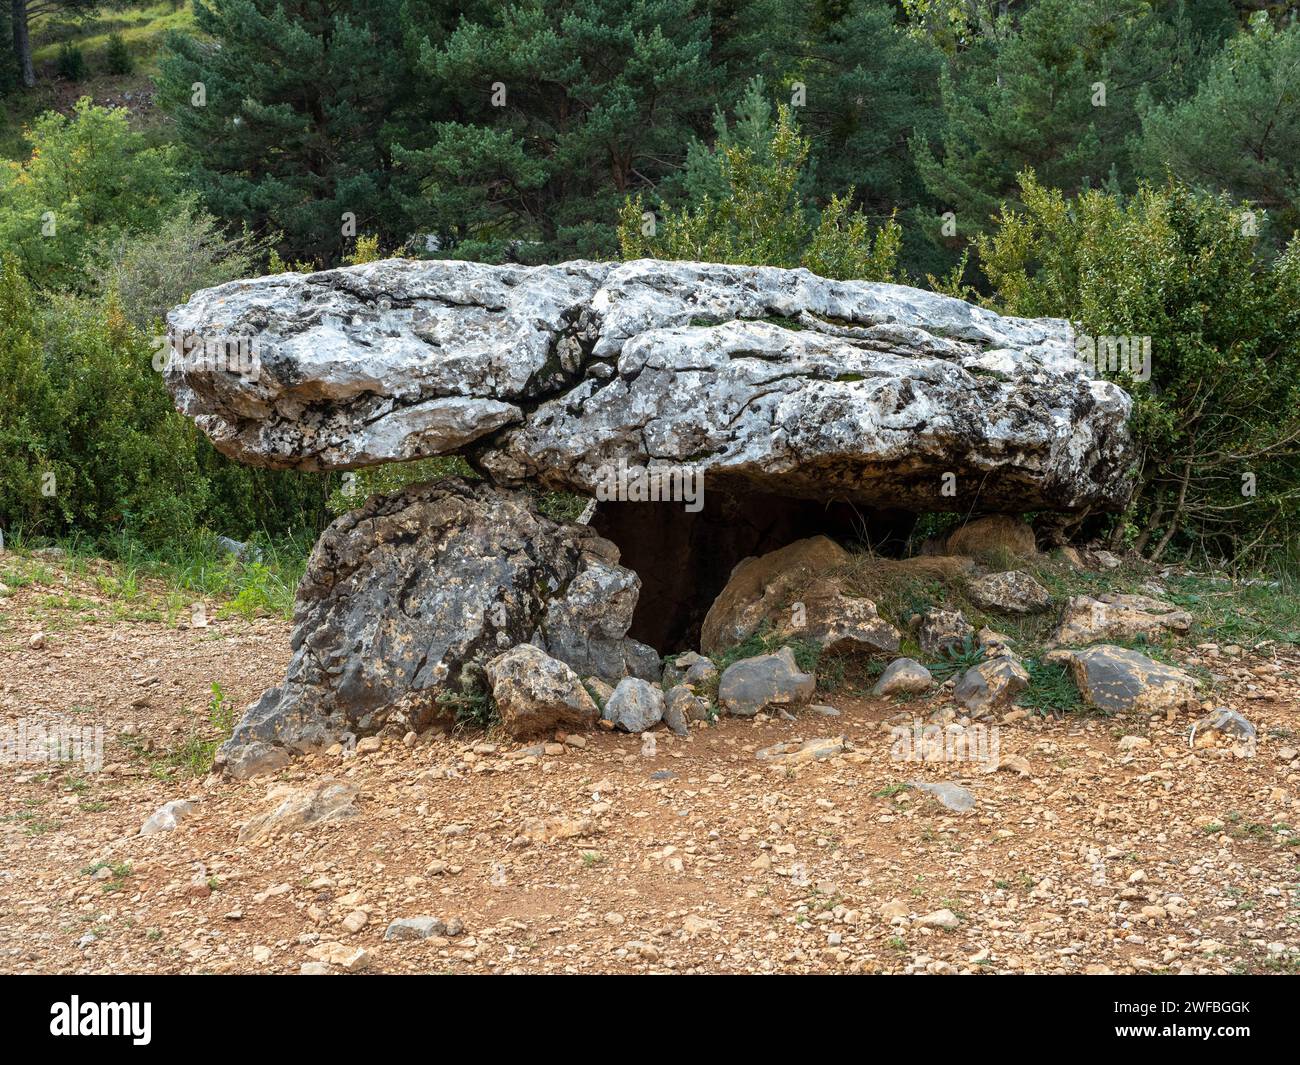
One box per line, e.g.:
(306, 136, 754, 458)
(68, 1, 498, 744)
(166, 258, 1133, 512)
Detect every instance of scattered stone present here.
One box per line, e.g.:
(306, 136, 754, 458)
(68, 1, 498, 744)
(909, 781, 977, 813)
(306, 942, 370, 971)
(773, 579, 901, 657)
(602, 678, 665, 733)
(384, 916, 448, 941)
(1052, 592, 1191, 646)
(918, 609, 974, 655)
(663, 685, 707, 735)
(718, 647, 816, 717)
(975, 627, 1017, 658)
(662, 651, 718, 690)
(953, 655, 1029, 716)
(871, 658, 934, 697)
(1047, 645, 1197, 715)
(967, 570, 1052, 614)
(1190, 707, 1257, 755)
(139, 799, 195, 836)
(700, 536, 850, 654)
(485, 644, 599, 739)
(237, 780, 359, 843)
(221, 742, 290, 781)
(756, 736, 846, 764)
(916, 908, 961, 930)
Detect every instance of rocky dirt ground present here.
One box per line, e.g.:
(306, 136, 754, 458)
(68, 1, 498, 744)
(2, 554, 1299, 976)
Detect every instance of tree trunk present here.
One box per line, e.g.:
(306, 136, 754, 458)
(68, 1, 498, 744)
(12, 0, 35, 88)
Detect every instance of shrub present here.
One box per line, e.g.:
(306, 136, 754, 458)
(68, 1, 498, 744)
(56, 43, 86, 82)
(0, 99, 181, 290)
(104, 33, 134, 76)
(87, 199, 275, 330)
(0, 267, 333, 549)
(619, 98, 901, 283)
(976, 173, 1300, 568)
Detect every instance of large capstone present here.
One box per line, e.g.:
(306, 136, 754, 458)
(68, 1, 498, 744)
(167, 258, 1133, 513)
(215, 478, 656, 778)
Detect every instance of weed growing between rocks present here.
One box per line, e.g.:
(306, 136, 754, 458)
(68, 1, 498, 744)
(1018, 659, 1084, 716)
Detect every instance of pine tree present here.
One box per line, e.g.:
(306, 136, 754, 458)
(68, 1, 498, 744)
(398, 0, 723, 262)
(792, 0, 944, 225)
(157, 0, 440, 265)
(914, 0, 1228, 240)
(1140, 15, 1300, 246)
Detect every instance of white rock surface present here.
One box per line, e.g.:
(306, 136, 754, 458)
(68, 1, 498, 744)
(167, 258, 1133, 512)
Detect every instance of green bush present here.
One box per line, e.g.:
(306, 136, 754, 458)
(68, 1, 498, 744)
(0, 263, 333, 549)
(977, 173, 1300, 567)
(619, 95, 901, 283)
(104, 33, 134, 76)
(0, 99, 180, 290)
(56, 43, 86, 81)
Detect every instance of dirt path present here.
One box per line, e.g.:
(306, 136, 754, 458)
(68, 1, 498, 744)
(2, 562, 1299, 974)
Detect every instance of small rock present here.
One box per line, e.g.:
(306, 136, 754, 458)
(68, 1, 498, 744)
(384, 916, 447, 941)
(953, 655, 1029, 716)
(917, 908, 960, 930)
(237, 780, 359, 843)
(918, 609, 974, 655)
(718, 647, 815, 717)
(909, 781, 976, 813)
(871, 658, 934, 697)
(485, 644, 599, 739)
(140, 799, 195, 836)
(602, 677, 665, 733)
(967, 570, 1052, 614)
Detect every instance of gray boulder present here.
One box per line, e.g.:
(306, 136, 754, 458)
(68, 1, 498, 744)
(953, 655, 1030, 716)
(602, 678, 665, 733)
(662, 651, 718, 690)
(139, 799, 195, 836)
(1052, 593, 1192, 647)
(918, 608, 975, 656)
(871, 658, 934, 697)
(1047, 645, 1198, 714)
(167, 258, 1133, 513)
(484, 644, 599, 739)
(528, 555, 660, 684)
(966, 570, 1052, 614)
(718, 647, 816, 716)
(663, 684, 711, 734)
(215, 479, 652, 776)
(384, 917, 449, 942)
